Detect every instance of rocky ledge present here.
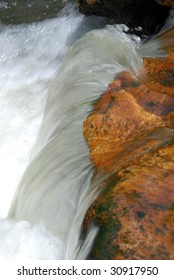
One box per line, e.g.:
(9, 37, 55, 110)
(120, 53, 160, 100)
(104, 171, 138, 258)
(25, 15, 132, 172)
(83, 28, 174, 259)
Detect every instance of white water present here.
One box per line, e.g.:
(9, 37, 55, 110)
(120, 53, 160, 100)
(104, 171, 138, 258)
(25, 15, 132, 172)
(0, 1, 109, 219)
(0, 1, 163, 259)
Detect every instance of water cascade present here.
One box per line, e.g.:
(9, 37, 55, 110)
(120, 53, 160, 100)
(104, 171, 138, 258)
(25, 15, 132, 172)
(0, 1, 168, 259)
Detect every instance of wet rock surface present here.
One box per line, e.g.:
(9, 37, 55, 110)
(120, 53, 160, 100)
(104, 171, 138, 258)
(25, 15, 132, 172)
(78, 0, 170, 36)
(0, 0, 67, 24)
(83, 32, 174, 259)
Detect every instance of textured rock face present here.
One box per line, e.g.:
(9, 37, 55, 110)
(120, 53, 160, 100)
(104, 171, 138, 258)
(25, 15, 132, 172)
(78, 0, 169, 36)
(83, 31, 174, 259)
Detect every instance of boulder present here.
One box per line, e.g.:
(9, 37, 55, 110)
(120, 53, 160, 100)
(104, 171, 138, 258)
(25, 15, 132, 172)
(78, 0, 169, 36)
(83, 28, 174, 259)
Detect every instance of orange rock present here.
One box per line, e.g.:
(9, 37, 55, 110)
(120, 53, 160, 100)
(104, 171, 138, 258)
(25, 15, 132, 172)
(143, 28, 174, 95)
(85, 152, 174, 259)
(83, 28, 174, 259)
(84, 71, 174, 172)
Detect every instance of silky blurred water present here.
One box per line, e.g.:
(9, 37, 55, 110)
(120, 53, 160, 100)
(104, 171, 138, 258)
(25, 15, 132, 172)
(0, 0, 111, 218)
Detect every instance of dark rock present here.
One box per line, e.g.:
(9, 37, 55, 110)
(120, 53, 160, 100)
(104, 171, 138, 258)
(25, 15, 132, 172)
(78, 0, 170, 36)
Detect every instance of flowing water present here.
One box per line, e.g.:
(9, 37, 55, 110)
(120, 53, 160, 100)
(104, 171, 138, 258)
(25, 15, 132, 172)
(0, 0, 167, 259)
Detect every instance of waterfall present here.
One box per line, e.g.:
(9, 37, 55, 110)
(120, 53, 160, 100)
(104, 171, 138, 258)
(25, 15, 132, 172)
(0, 1, 158, 259)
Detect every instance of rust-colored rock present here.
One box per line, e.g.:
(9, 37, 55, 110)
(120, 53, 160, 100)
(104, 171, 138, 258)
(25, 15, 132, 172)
(156, 0, 174, 7)
(84, 68, 174, 172)
(85, 152, 174, 259)
(83, 29, 174, 259)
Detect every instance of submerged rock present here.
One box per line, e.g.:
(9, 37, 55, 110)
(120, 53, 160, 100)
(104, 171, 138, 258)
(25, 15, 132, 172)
(83, 28, 174, 259)
(0, 0, 68, 24)
(78, 0, 169, 36)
